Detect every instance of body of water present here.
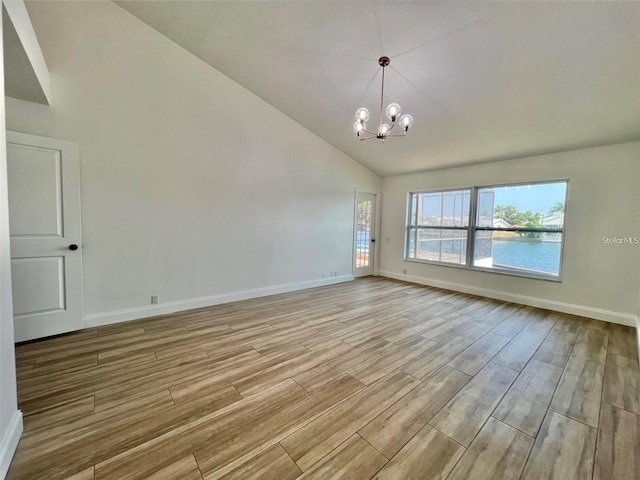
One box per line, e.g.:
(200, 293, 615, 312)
(491, 240, 561, 274)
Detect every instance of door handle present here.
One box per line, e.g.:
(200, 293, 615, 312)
(371, 239, 376, 242)
(68, 244, 79, 251)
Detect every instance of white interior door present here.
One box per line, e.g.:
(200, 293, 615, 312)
(7, 131, 83, 342)
(354, 191, 376, 277)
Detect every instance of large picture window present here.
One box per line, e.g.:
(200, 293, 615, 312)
(406, 181, 568, 280)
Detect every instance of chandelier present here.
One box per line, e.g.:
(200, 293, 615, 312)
(353, 56, 414, 141)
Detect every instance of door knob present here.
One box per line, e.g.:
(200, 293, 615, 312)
(68, 244, 79, 251)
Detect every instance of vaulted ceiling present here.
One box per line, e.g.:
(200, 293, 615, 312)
(117, 1, 640, 177)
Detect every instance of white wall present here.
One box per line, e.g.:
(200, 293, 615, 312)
(0, 5, 21, 478)
(5, 1, 380, 325)
(380, 142, 640, 326)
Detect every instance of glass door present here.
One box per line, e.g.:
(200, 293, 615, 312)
(354, 192, 376, 277)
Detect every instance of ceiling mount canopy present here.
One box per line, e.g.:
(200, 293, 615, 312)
(353, 56, 413, 142)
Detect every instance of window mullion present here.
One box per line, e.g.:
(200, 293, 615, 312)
(466, 187, 477, 268)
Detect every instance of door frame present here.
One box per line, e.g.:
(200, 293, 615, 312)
(352, 189, 379, 277)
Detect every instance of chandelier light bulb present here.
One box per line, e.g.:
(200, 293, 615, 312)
(353, 121, 366, 135)
(378, 123, 390, 136)
(399, 114, 414, 131)
(355, 107, 370, 122)
(386, 103, 401, 122)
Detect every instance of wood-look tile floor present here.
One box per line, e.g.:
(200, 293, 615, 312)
(7, 277, 640, 480)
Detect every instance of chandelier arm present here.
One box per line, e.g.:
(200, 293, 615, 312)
(358, 135, 378, 141)
(385, 132, 407, 137)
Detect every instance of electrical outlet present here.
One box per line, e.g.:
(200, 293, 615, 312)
(151, 295, 159, 305)
(403, 269, 407, 274)
(333, 270, 338, 277)
(322, 272, 325, 278)
(386, 237, 391, 243)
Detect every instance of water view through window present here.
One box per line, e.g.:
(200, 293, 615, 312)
(406, 181, 567, 279)
(491, 239, 561, 275)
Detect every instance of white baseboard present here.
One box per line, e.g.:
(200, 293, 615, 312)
(84, 275, 354, 328)
(379, 270, 638, 328)
(0, 411, 23, 480)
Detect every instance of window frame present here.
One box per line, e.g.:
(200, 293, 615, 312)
(405, 179, 569, 281)
(405, 188, 472, 267)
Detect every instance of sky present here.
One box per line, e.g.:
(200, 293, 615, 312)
(491, 182, 567, 213)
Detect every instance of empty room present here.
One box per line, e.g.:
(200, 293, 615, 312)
(0, 1, 639, 479)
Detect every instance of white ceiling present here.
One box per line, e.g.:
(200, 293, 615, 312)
(115, 1, 640, 177)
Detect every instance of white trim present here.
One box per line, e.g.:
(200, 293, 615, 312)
(379, 270, 638, 328)
(0, 411, 22, 480)
(85, 275, 354, 328)
(636, 318, 640, 365)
